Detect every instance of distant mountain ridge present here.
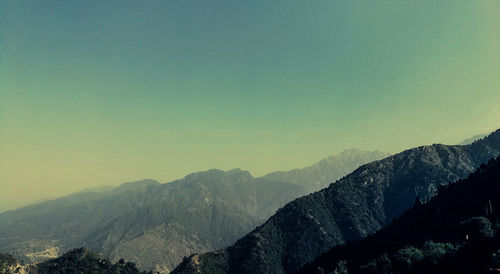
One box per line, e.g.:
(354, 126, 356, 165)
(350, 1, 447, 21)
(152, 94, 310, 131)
(0, 169, 302, 272)
(262, 149, 390, 192)
(0, 149, 386, 272)
(458, 133, 489, 145)
(172, 129, 500, 274)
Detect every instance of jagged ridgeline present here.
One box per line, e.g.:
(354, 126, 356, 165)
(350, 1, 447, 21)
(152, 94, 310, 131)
(0, 149, 386, 272)
(300, 156, 500, 274)
(172, 130, 500, 274)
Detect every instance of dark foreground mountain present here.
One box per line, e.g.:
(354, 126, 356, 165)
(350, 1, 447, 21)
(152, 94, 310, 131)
(1, 252, 18, 273)
(300, 156, 500, 274)
(0, 149, 384, 272)
(173, 129, 500, 274)
(1, 248, 146, 274)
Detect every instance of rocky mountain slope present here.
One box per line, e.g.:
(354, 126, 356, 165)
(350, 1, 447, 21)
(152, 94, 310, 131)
(0, 170, 304, 272)
(300, 156, 500, 273)
(0, 149, 385, 272)
(82, 169, 308, 272)
(173, 129, 500, 274)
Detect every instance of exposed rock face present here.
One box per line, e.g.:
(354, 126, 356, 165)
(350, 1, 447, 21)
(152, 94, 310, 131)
(173, 130, 500, 274)
(25, 247, 59, 263)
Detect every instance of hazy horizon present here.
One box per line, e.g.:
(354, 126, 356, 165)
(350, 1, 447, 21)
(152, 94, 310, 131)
(1, 1, 500, 213)
(0, 147, 392, 213)
(0, 138, 488, 213)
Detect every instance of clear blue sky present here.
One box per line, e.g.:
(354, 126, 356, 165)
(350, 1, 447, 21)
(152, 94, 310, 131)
(1, 0, 500, 211)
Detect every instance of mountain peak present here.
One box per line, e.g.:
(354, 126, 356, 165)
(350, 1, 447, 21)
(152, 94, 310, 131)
(319, 149, 390, 168)
(261, 149, 389, 193)
(227, 168, 253, 178)
(114, 179, 160, 192)
(183, 168, 253, 181)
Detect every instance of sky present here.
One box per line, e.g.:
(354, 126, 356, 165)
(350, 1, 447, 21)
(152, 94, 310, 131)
(1, 1, 500, 212)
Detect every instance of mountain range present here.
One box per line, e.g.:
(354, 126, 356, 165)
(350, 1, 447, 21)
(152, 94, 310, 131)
(172, 129, 500, 274)
(0, 149, 386, 272)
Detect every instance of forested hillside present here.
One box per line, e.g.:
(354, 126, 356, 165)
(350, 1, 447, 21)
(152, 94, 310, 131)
(300, 156, 500, 273)
(1, 248, 146, 274)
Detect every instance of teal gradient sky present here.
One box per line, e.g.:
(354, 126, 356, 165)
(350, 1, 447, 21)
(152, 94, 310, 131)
(1, 1, 500, 212)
